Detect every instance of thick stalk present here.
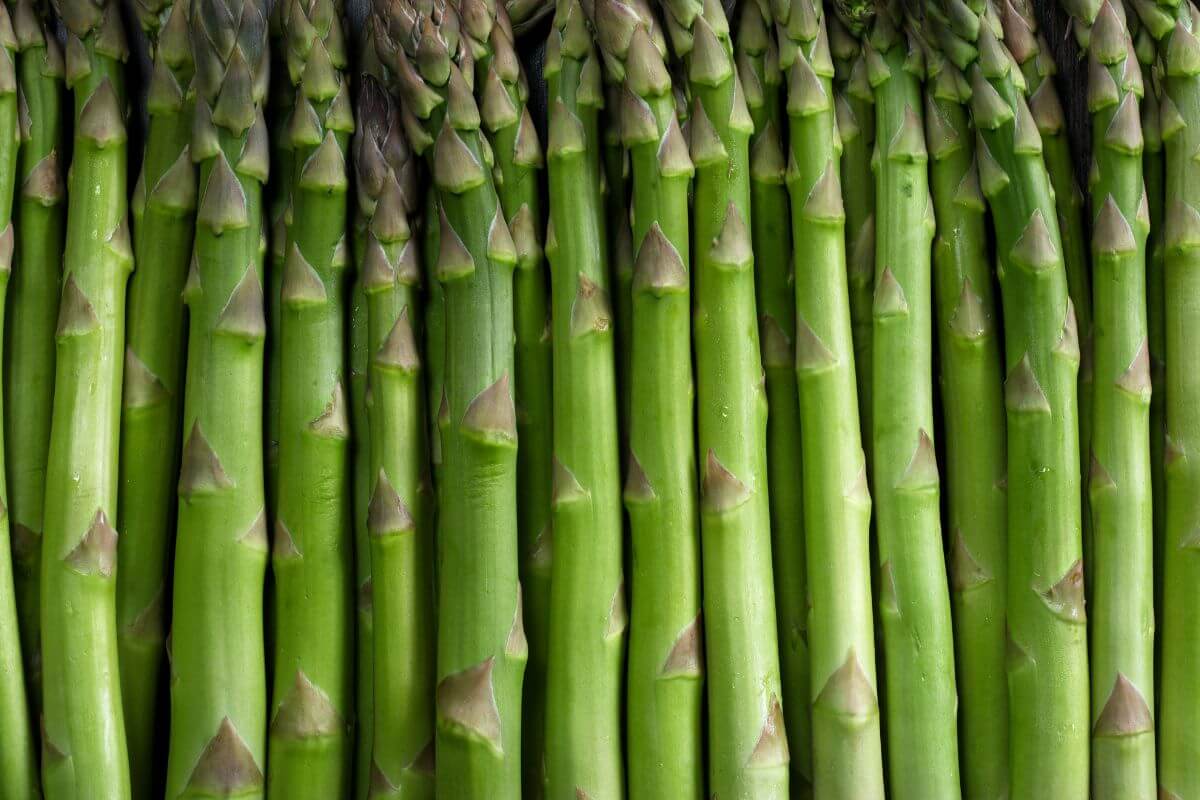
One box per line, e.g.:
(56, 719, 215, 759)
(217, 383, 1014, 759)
(268, 0, 356, 794)
(1155, 3, 1200, 795)
(0, 4, 38, 797)
(39, 0, 132, 795)
(163, 0, 270, 794)
(867, 14, 961, 798)
(542, 2, 626, 795)
(354, 76, 436, 800)
(775, 1, 885, 796)
(4, 0, 63, 714)
(945, 13, 1089, 797)
(739, 2, 812, 793)
(923, 42, 1009, 800)
(594, 0, 703, 794)
(117, 2, 195, 794)
(660, 0, 786, 794)
(373, 3, 525, 794)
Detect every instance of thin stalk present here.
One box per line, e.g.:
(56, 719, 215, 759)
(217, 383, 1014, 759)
(117, 1, 195, 794)
(163, 0, 270, 794)
(4, 0, 64, 716)
(39, 0, 132, 794)
(348, 264, 372, 800)
(774, 0, 885, 795)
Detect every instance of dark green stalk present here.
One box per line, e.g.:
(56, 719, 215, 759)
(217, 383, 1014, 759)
(4, 0, 64, 716)
(117, 1, 195, 793)
(774, 0, 885, 795)
(163, 0, 270, 794)
(39, 0, 132, 794)
(348, 266, 372, 800)
(924, 31, 1009, 799)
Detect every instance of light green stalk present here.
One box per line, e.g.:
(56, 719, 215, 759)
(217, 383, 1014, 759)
(353, 74, 436, 800)
(467, 5, 554, 795)
(865, 11, 961, 798)
(0, 3, 38, 797)
(922, 26, 1009, 800)
(938, 6, 1089, 795)
(739, 2, 812, 793)
(374, 2, 524, 794)
(117, 2, 195, 794)
(1153, 2, 1200, 795)
(774, 1, 884, 796)
(660, 0, 786, 794)
(594, 0, 703, 794)
(4, 0, 63, 715)
(163, 0, 270, 794)
(268, 0, 355, 794)
(39, 0, 132, 794)
(542, 1, 626, 795)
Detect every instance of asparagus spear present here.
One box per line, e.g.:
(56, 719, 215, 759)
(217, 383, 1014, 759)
(594, 0, 703, 795)
(659, 0, 788, 794)
(467, 4, 555, 794)
(541, 1, 626, 794)
(4, 0, 63, 716)
(774, 0, 885, 795)
(353, 74, 436, 800)
(922, 16, 1010, 796)
(0, 4, 39, 796)
(738, 1, 814, 792)
(374, 1, 525, 794)
(39, 0, 132, 794)
(938, 7, 1089, 795)
(116, 0, 195, 792)
(163, 0, 270, 793)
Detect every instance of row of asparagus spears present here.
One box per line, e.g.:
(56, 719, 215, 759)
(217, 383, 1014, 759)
(0, 0, 1195, 795)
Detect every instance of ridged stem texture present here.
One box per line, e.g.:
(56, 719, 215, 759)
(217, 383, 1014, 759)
(465, 6, 554, 793)
(39, 0, 132, 794)
(944, 10, 1089, 796)
(117, 2, 195, 794)
(775, 0, 885, 796)
(1068, 2, 1159, 796)
(922, 27, 1010, 800)
(595, 0, 704, 794)
(661, 0, 787, 794)
(542, 1, 627, 795)
(866, 12, 962, 798)
(374, 2, 525, 794)
(353, 75, 437, 800)
(1155, 2, 1200, 795)
(4, 0, 63, 716)
(0, 3, 38, 797)
(163, 0, 270, 794)
(267, 0, 355, 794)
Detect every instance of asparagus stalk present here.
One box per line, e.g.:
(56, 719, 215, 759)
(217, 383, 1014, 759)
(738, 1, 814, 792)
(268, 0, 356, 793)
(865, 10, 962, 797)
(541, 1, 626, 794)
(594, 0, 703, 794)
(659, 0, 787, 794)
(1152, 2, 1200, 794)
(605, 82, 634, 444)
(39, 0, 132, 794)
(1064, 1, 1158, 795)
(922, 19, 1010, 797)
(348, 266, 372, 800)
(468, 5, 555, 794)
(116, 1, 195, 792)
(938, 8, 1089, 795)
(163, 0, 270, 793)
(0, 4, 39, 796)
(829, 13, 876, 474)
(4, 0, 64, 715)
(774, 0, 885, 795)
(374, 1, 525, 794)
(353, 74, 436, 800)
